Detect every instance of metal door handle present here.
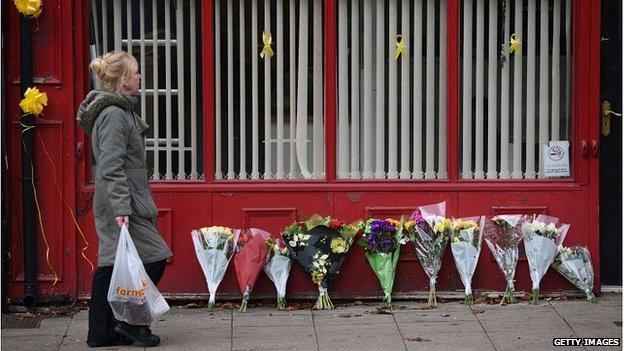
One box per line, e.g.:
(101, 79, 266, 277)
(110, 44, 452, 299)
(580, 140, 588, 157)
(591, 140, 599, 157)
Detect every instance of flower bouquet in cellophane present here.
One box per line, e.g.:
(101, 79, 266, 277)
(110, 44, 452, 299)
(522, 215, 569, 304)
(282, 215, 360, 310)
(403, 201, 452, 308)
(449, 216, 485, 305)
(191, 226, 239, 311)
(552, 245, 596, 302)
(263, 237, 292, 310)
(234, 228, 271, 312)
(358, 218, 404, 308)
(483, 215, 526, 305)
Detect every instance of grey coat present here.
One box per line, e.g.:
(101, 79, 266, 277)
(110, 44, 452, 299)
(77, 90, 172, 267)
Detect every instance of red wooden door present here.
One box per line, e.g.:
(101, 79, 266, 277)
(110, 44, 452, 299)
(3, 0, 601, 302)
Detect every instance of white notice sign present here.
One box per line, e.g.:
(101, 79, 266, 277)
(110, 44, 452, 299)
(543, 140, 570, 177)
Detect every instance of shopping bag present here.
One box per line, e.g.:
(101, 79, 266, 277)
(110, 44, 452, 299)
(107, 225, 170, 325)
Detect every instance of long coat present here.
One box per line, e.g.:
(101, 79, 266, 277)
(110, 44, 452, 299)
(77, 90, 172, 267)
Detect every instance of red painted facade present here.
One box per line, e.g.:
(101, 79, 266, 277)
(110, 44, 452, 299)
(3, 0, 602, 302)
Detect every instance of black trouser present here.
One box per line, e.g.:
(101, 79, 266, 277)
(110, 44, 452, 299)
(87, 259, 167, 344)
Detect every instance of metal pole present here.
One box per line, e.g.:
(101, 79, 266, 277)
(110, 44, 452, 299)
(20, 14, 37, 308)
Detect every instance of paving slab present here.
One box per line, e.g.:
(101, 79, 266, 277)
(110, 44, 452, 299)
(401, 333, 495, 351)
(315, 322, 405, 351)
(234, 311, 313, 327)
(232, 325, 317, 350)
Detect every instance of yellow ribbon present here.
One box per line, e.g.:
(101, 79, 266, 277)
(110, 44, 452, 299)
(14, 0, 42, 19)
(259, 30, 274, 59)
(36, 132, 95, 273)
(19, 87, 48, 116)
(508, 34, 522, 55)
(393, 35, 408, 60)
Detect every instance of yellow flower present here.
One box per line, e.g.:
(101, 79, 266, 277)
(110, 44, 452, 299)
(19, 87, 47, 116)
(433, 218, 452, 233)
(311, 271, 324, 284)
(403, 220, 414, 231)
(14, 0, 42, 18)
(330, 237, 347, 254)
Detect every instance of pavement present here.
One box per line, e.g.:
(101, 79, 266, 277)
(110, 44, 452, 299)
(1, 293, 622, 351)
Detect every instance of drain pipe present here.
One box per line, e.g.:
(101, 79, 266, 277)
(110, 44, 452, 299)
(20, 14, 37, 308)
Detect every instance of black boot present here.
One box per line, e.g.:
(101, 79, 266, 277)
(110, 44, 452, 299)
(114, 322, 161, 347)
(86, 334, 134, 348)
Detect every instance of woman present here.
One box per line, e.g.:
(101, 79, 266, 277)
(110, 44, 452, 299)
(77, 51, 173, 348)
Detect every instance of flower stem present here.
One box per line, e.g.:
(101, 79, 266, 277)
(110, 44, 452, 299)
(428, 281, 437, 308)
(207, 302, 215, 312)
(530, 288, 540, 305)
(464, 293, 474, 306)
(586, 291, 597, 303)
(239, 299, 248, 312)
(500, 284, 517, 305)
(277, 297, 286, 310)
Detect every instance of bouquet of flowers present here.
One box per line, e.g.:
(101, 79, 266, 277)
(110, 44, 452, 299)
(552, 245, 596, 302)
(403, 201, 451, 308)
(449, 216, 485, 305)
(357, 218, 404, 308)
(263, 237, 292, 310)
(234, 228, 271, 312)
(483, 215, 525, 305)
(282, 214, 360, 310)
(191, 226, 239, 311)
(522, 215, 569, 304)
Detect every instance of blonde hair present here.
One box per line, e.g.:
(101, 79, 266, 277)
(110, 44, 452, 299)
(89, 51, 138, 92)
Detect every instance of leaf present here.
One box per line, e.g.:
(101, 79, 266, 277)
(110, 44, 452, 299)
(472, 308, 485, 314)
(405, 337, 431, 342)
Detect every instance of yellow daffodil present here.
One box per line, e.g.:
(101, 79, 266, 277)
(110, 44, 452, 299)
(19, 86, 48, 116)
(14, 0, 42, 18)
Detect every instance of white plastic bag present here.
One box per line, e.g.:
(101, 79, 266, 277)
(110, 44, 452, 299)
(107, 225, 170, 325)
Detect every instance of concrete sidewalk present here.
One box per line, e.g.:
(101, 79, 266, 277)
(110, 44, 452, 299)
(1, 293, 622, 351)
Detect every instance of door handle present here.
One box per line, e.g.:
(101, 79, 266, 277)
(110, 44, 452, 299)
(591, 140, 599, 157)
(602, 100, 622, 136)
(580, 140, 588, 157)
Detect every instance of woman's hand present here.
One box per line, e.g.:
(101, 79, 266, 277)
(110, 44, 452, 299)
(115, 215, 130, 228)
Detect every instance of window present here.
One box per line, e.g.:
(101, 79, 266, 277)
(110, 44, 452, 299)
(459, 0, 573, 179)
(336, 0, 449, 179)
(89, 0, 203, 180)
(214, 0, 326, 180)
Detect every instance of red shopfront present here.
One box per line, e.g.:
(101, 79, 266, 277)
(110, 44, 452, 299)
(3, 0, 602, 302)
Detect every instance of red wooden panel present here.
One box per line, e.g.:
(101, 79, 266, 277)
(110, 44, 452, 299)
(10, 120, 65, 285)
(459, 191, 592, 294)
(8, 0, 66, 86)
(156, 209, 173, 264)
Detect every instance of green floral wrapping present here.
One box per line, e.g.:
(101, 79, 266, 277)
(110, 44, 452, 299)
(365, 249, 401, 307)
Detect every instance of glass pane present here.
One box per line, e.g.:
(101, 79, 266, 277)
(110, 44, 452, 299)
(335, 0, 449, 180)
(214, 0, 326, 180)
(89, 0, 204, 180)
(458, 0, 573, 179)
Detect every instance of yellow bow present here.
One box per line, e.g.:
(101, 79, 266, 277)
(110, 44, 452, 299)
(14, 0, 42, 18)
(508, 34, 522, 55)
(19, 87, 48, 116)
(259, 30, 275, 59)
(393, 35, 408, 60)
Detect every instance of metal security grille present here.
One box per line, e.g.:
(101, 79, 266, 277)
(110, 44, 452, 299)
(459, 0, 573, 179)
(336, 0, 449, 180)
(89, 0, 203, 180)
(214, 0, 325, 180)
